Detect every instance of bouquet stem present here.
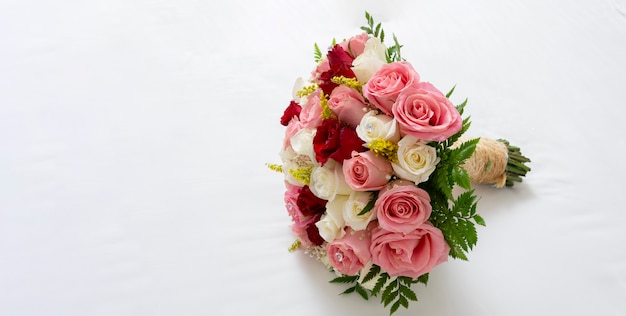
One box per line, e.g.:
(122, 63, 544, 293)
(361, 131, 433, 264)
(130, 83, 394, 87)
(463, 138, 531, 188)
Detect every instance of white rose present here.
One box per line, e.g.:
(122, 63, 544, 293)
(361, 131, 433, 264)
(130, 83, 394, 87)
(356, 110, 401, 144)
(315, 195, 348, 243)
(279, 146, 316, 186)
(309, 160, 352, 201)
(392, 136, 440, 184)
(343, 190, 377, 231)
(352, 37, 387, 83)
(279, 147, 300, 186)
(289, 128, 317, 163)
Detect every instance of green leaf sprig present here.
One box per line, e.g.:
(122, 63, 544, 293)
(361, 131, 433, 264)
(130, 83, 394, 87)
(420, 91, 484, 260)
(360, 11, 403, 62)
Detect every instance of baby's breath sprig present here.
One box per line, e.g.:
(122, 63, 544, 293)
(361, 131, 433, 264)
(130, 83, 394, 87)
(288, 239, 301, 252)
(367, 138, 399, 163)
(288, 167, 313, 185)
(296, 83, 319, 98)
(320, 92, 336, 120)
(266, 163, 283, 173)
(331, 76, 363, 93)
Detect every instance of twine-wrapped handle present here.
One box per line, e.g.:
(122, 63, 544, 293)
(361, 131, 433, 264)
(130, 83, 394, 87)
(463, 138, 531, 188)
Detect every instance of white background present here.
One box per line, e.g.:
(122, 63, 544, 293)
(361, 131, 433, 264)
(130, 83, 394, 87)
(2, 0, 626, 315)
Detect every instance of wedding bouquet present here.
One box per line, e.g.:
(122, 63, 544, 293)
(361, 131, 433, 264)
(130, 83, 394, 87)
(269, 12, 531, 315)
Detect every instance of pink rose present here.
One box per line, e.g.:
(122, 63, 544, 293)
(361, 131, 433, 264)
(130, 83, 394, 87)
(283, 118, 303, 149)
(300, 90, 324, 129)
(339, 32, 370, 58)
(362, 62, 420, 115)
(328, 85, 371, 128)
(326, 226, 373, 275)
(311, 58, 330, 80)
(343, 150, 393, 191)
(375, 181, 432, 234)
(392, 82, 462, 142)
(370, 222, 450, 279)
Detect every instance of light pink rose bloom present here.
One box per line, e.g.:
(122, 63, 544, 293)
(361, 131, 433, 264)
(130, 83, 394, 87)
(392, 82, 462, 142)
(300, 90, 323, 128)
(370, 222, 450, 279)
(375, 180, 432, 234)
(328, 85, 371, 128)
(283, 118, 303, 149)
(342, 150, 393, 191)
(339, 32, 370, 57)
(311, 58, 330, 80)
(326, 226, 373, 276)
(362, 62, 420, 115)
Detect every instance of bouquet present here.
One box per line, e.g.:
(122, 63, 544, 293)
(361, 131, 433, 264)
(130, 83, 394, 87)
(269, 12, 531, 315)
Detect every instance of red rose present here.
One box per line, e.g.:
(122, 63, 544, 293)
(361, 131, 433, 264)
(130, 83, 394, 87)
(305, 220, 325, 246)
(313, 118, 365, 165)
(318, 45, 356, 95)
(296, 185, 327, 217)
(291, 214, 322, 248)
(280, 100, 302, 126)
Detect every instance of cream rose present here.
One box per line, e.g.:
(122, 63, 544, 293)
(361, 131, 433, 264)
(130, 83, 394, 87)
(279, 147, 314, 187)
(309, 160, 352, 201)
(289, 128, 317, 164)
(392, 136, 440, 184)
(356, 111, 401, 144)
(352, 37, 387, 83)
(316, 195, 348, 243)
(343, 190, 377, 231)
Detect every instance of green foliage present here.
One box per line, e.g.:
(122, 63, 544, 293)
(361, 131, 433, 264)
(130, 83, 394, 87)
(313, 43, 323, 63)
(360, 11, 403, 62)
(422, 116, 484, 259)
(361, 11, 384, 40)
(382, 277, 419, 315)
(330, 275, 359, 284)
(330, 266, 431, 315)
(357, 191, 378, 216)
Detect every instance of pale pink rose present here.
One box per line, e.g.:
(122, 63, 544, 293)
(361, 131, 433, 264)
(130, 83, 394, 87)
(283, 118, 303, 149)
(326, 226, 373, 275)
(362, 62, 421, 115)
(370, 222, 450, 279)
(339, 32, 369, 57)
(375, 181, 432, 234)
(392, 82, 462, 142)
(300, 90, 323, 128)
(311, 58, 330, 80)
(328, 85, 371, 128)
(342, 150, 393, 191)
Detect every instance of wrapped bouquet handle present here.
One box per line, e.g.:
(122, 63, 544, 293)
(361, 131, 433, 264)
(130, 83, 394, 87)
(462, 138, 531, 188)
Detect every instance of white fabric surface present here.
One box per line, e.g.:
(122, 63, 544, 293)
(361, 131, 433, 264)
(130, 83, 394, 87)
(2, 0, 626, 315)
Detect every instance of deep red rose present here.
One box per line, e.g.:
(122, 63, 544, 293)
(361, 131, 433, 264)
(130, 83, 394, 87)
(306, 219, 325, 246)
(280, 100, 302, 126)
(319, 45, 357, 95)
(313, 118, 366, 165)
(296, 185, 327, 217)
